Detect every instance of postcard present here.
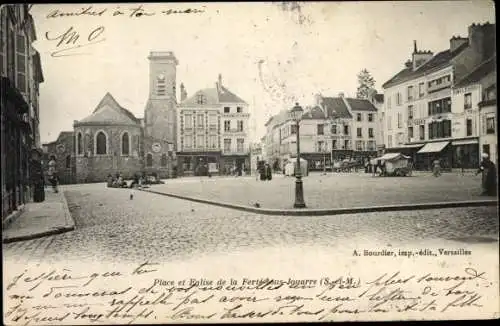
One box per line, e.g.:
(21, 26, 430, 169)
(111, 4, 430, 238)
(2, 1, 498, 324)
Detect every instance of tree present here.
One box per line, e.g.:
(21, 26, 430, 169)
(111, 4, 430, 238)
(356, 69, 376, 99)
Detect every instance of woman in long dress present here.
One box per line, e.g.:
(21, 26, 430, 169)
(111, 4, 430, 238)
(477, 153, 497, 196)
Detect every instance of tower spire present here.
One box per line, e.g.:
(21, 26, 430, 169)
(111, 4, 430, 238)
(413, 40, 417, 53)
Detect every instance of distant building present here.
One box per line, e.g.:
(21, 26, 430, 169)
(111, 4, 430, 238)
(176, 74, 250, 176)
(1, 5, 45, 220)
(263, 94, 380, 171)
(382, 22, 495, 170)
(42, 131, 75, 184)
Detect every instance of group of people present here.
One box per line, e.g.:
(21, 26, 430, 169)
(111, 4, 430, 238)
(107, 172, 166, 189)
(107, 173, 129, 188)
(257, 162, 273, 181)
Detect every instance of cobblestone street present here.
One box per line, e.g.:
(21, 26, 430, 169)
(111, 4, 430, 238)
(150, 172, 493, 209)
(3, 183, 498, 265)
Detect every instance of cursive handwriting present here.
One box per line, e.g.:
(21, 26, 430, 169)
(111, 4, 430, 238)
(46, 5, 205, 19)
(3, 267, 494, 323)
(45, 26, 105, 57)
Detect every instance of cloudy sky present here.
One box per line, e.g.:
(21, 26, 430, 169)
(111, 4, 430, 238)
(30, 1, 494, 143)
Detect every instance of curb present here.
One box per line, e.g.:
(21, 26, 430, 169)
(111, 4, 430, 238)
(2, 189, 76, 244)
(143, 189, 498, 216)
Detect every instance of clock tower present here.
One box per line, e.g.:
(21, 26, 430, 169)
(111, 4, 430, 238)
(143, 51, 178, 178)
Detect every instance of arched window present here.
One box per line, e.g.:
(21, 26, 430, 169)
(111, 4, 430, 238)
(65, 155, 71, 168)
(77, 132, 83, 155)
(121, 132, 130, 155)
(161, 154, 167, 167)
(96, 131, 107, 155)
(146, 153, 153, 167)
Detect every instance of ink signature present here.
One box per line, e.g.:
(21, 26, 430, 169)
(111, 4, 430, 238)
(45, 26, 106, 57)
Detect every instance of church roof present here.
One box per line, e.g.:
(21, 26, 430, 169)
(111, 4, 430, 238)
(75, 92, 140, 127)
(180, 85, 247, 106)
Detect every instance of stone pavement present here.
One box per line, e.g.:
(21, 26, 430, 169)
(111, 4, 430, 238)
(2, 187, 75, 243)
(148, 172, 497, 211)
(3, 183, 498, 265)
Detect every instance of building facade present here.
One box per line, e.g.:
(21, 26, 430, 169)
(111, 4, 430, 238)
(73, 93, 143, 182)
(382, 23, 495, 170)
(42, 131, 76, 185)
(176, 75, 250, 176)
(58, 51, 179, 183)
(263, 94, 380, 172)
(1, 5, 44, 220)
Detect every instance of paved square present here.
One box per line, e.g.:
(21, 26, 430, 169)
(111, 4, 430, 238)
(150, 172, 493, 209)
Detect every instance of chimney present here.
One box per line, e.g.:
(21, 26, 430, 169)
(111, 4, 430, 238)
(411, 41, 433, 71)
(338, 92, 344, 98)
(314, 93, 323, 106)
(450, 36, 468, 53)
(180, 83, 187, 102)
(468, 22, 495, 62)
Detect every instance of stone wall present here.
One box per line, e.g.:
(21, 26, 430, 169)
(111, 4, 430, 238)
(74, 124, 142, 182)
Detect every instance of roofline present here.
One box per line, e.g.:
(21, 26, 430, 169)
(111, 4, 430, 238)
(74, 122, 142, 127)
(382, 62, 453, 89)
(454, 55, 496, 88)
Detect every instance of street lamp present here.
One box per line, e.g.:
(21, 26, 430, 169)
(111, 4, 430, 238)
(290, 103, 306, 208)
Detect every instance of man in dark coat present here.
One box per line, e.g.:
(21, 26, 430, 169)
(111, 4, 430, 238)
(264, 163, 272, 180)
(476, 153, 497, 196)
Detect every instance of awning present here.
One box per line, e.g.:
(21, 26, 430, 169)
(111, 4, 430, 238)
(452, 139, 479, 146)
(417, 141, 450, 154)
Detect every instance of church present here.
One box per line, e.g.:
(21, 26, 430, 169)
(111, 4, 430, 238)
(43, 51, 250, 183)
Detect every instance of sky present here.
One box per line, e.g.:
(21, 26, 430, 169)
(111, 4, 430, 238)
(30, 1, 495, 144)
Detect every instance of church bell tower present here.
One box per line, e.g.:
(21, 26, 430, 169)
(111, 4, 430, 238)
(143, 51, 178, 177)
(144, 51, 178, 145)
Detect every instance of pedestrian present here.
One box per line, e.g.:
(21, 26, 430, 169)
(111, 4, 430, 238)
(476, 153, 497, 196)
(107, 174, 114, 187)
(30, 149, 45, 202)
(47, 155, 59, 193)
(265, 163, 272, 181)
(432, 157, 441, 177)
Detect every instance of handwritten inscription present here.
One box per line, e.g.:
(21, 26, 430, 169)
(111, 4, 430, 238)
(46, 5, 205, 19)
(45, 26, 105, 57)
(3, 263, 494, 324)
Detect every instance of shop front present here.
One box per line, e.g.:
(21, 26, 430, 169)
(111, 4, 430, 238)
(301, 152, 331, 171)
(451, 138, 479, 169)
(220, 154, 250, 176)
(1, 77, 32, 221)
(416, 141, 453, 171)
(331, 149, 354, 161)
(176, 151, 221, 176)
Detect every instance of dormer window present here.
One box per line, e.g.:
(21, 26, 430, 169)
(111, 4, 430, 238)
(197, 93, 206, 105)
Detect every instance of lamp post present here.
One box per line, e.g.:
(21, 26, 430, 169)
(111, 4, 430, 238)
(290, 103, 306, 208)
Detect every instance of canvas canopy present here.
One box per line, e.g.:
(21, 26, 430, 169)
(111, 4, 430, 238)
(417, 141, 450, 154)
(371, 153, 409, 165)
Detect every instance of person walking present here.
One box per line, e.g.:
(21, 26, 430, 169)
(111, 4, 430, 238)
(476, 153, 497, 196)
(47, 155, 59, 193)
(432, 157, 441, 177)
(30, 149, 45, 202)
